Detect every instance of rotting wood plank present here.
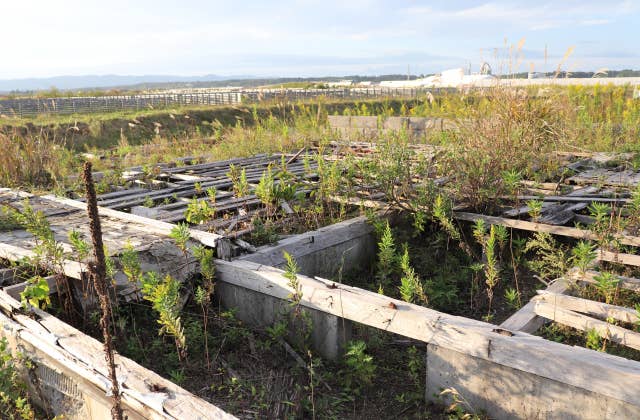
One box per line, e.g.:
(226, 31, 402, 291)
(503, 202, 554, 218)
(499, 278, 572, 333)
(516, 195, 630, 204)
(534, 301, 640, 351)
(215, 259, 640, 406)
(453, 212, 640, 247)
(567, 186, 601, 197)
(537, 203, 588, 226)
(41, 195, 222, 248)
(535, 291, 638, 324)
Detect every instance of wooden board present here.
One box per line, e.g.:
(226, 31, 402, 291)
(454, 212, 640, 247)
(534, 300, 640, 351)
(499, 278, 571, 333)
(536, 291, 638, 324)
(41, 195, 223, 248)
(597, 249, 640, 267)
(569, 269, 640, 292)
(0, 290, 235, 419)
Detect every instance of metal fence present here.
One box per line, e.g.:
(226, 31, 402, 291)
(0, 88, 433, 117)
(241, 87, 432, 102)
(0, 92, 242, 117)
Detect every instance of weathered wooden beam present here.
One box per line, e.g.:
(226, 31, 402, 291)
(534, 300, 640, 351)
(597, 249, 640, 267)
(516, 195, 630, 204)
(454, 212, 640, 247)
(499, 278, 571, 333)
(569, 269, 640, 292)
(238, 216, 373, 268)
(41, 195, 222, 247)
(535, 291, 638, 324)
(0, 242, 84, 279)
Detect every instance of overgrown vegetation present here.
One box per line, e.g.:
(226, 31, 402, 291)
(3, 81, 640, 416)
(0, 338, 36, 420)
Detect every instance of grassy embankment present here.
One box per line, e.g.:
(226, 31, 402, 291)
(0, 84, 638, 191)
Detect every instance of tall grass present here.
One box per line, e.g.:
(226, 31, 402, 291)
(2, 84, 639, 190)
(0, 129, 74, 188)
(445, 86, 566, 211)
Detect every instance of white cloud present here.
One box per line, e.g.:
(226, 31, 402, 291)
(400, 1, 631, 31)
(580, 19, 612, 26)
(0, 0, 637, 78)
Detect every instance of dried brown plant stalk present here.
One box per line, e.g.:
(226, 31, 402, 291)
(82, 161, 123, 420)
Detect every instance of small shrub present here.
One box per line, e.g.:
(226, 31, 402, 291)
(169, 223, 191, 256)
(570, 241, 597, 275)
(376, 221, 397, 289)
(586, 328, 603, 351)
(525, 232, 570, 281)
(398, 246, 427, 305)
(20, 276, 51, 310)
(120, 242, 142, 284)
(141, 272, 187, 360)
(593, 271, 619, 304)
(504, 288, 520, 310)
(341, 340, 376, 392)
(185, 199, 214, 224)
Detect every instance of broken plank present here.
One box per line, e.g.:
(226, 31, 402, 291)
(503, 202, 554, 218)
(286, 147, 306, 164)
(567, 186, 601, 197)
(537, 203, 588, 225)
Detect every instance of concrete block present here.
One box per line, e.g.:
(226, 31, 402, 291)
(383, 117, 409, 131)
(351, 116, 378, 129)
(326, 115, 352, 129)
(426, 343, 640, 419)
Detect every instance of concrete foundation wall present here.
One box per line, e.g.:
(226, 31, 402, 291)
(427, 343, 640, 419)
(327, 115, 455, 139)
(220, 217, 375, 359)
(240, 216, 376, 279)
(217, 281, 351, 359)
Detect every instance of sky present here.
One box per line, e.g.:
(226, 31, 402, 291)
(1, 0, 638, 80)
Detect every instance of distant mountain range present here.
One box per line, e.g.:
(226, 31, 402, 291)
(0, 74, 421, 93)
(0, 74, 252, 93)
(1, 70, 638, 94)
